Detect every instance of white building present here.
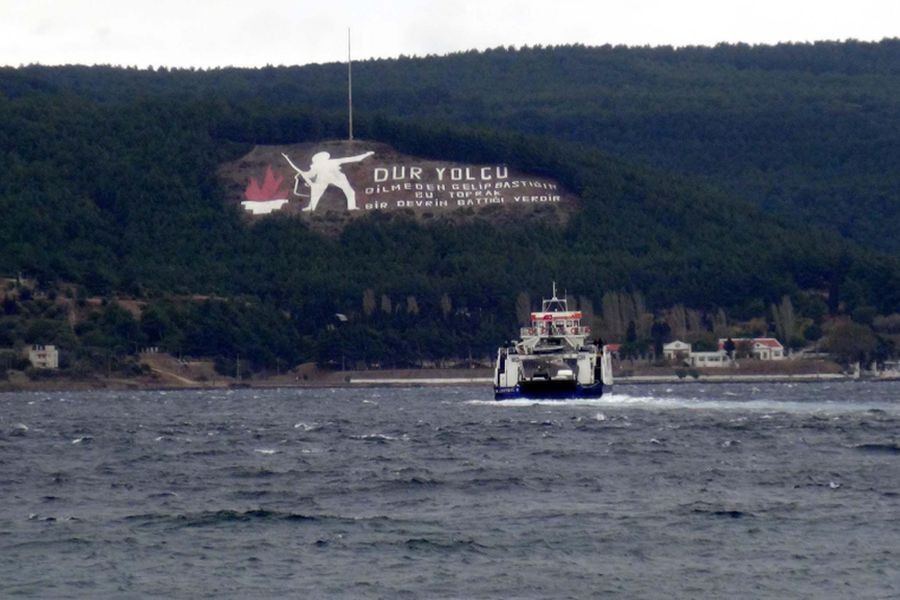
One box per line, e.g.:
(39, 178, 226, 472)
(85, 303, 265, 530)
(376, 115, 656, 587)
(879, 360, 900, 378)
(28, 344, 59, 369)
(690, 350, 731, 368)
(663, 340, 692, 362)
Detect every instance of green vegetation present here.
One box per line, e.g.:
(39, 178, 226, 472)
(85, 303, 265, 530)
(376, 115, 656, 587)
(1, 41, 899, 375)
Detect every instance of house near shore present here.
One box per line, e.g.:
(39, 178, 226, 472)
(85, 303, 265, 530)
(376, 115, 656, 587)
(28, 344, 58, 369)
(878, 360, 900, 378)
(663, 340, 691, 361)
(690, 351, 730, 368)
(657, 337, 787, 368)
(718, 338, 785, 360)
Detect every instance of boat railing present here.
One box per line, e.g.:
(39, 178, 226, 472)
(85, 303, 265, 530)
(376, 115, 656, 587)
(521, 325, 592, 337)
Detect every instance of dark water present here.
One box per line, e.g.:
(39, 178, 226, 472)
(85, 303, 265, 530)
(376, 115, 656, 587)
(1, 382, 899, 599)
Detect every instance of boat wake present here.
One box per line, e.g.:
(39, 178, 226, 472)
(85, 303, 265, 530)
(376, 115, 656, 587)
(468, 393, 900, 414)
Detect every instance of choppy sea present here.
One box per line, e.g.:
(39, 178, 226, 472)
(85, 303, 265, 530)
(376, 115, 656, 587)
(1, 382, 898, 599)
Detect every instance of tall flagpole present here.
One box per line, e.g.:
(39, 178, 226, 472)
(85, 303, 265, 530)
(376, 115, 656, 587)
(348, 28, 353, 141)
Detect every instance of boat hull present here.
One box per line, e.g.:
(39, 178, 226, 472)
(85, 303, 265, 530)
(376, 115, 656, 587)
(494, 381, 606, 400)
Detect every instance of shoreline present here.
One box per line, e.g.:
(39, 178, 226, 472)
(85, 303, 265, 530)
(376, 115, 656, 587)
(347, 373, 900, 386)
(3, 371, 898, 394)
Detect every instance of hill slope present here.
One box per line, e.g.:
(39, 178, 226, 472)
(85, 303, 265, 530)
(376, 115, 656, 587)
(9, 40, 899, 252)
(1, 42, 899, 371)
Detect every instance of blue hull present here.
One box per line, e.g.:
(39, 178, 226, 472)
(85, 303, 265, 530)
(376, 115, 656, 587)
(494, 382, 606, 401)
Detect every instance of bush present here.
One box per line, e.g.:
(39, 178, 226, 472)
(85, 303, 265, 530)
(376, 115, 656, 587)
(851, 306, 878, 326)
(0, 350, 29, 371)
(2, 297, 18, 315)
(804, 323, 823, 341)
(788, 336, 807, 349)
(25, 367, 58, 380)
(214, 356, 252, 379)
(824, 322, 877, 366)
(873, 314, 900, 334)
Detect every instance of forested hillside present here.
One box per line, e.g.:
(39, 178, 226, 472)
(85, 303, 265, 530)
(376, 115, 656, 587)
(1, 40, 899, 375)
(9, 39, 899, 252)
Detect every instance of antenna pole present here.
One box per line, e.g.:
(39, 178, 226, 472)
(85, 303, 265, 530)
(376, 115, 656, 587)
(348, 28, 353, 141)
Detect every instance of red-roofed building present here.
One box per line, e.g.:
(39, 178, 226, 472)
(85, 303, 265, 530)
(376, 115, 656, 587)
(718, 337, 785, 360)
(752, 338, 785, 360)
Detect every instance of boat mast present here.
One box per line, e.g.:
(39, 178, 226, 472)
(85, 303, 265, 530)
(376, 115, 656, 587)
(347, 28, 353, 141)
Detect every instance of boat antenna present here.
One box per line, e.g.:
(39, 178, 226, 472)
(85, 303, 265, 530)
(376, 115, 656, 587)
(347, 27, 353, 141)
(552, 281, 557, 299)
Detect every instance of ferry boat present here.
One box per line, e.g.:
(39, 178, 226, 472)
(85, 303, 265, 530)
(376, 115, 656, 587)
(494, 284, 613, 400)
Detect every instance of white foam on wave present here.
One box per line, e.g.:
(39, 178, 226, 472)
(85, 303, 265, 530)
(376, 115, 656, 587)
(467, 392, 900, 414)
(468, 393, 659, 408)
(254, 448, 278, 455)
(352, 433, 402, 442)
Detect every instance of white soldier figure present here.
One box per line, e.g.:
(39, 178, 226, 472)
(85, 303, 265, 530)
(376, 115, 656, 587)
(282, 150, 374, 211)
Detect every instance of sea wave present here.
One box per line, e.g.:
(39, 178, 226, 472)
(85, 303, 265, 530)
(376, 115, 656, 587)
(120, 509, 419, 529)
(850, 442, 900, 454)
(3, 384, 899, 599)
(468, 393, 900, 414)
(123, 509, 323, 528)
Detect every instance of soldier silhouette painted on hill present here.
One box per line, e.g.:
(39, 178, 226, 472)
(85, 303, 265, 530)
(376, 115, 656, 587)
(282, 150, 374, 211)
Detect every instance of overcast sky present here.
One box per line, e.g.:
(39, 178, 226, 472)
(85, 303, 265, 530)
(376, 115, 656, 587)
(2, 0, 897, 68)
